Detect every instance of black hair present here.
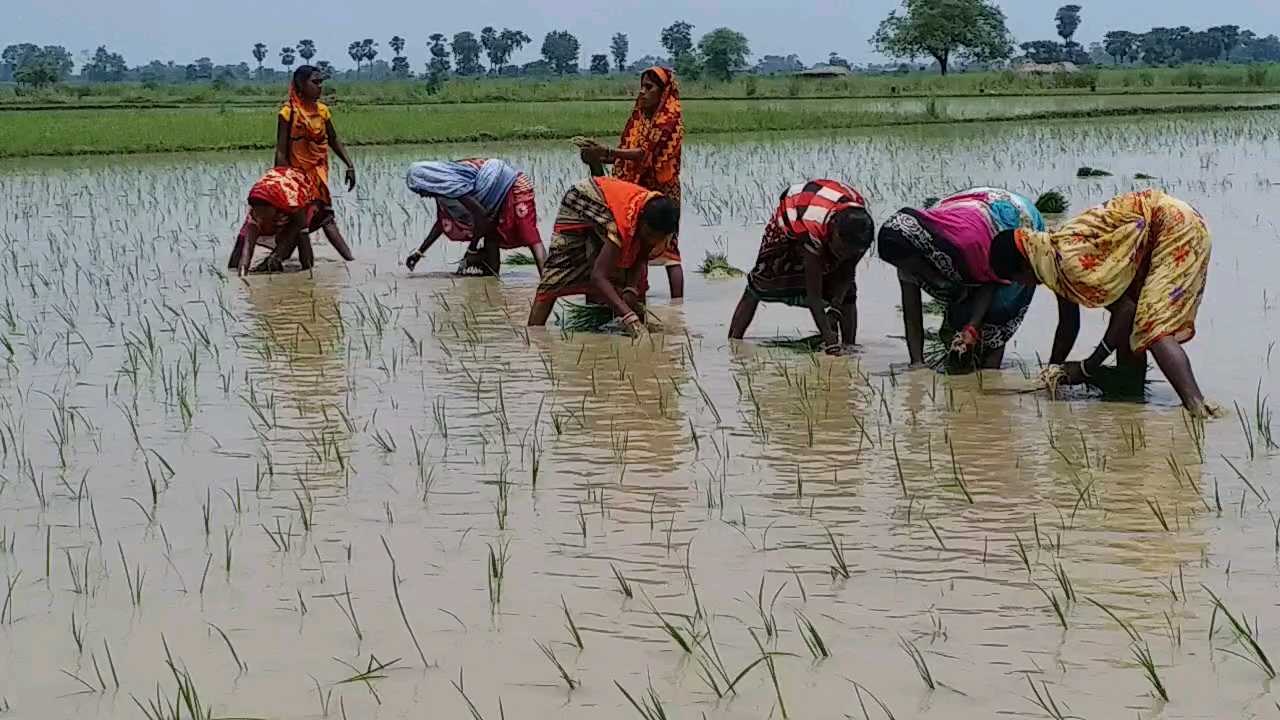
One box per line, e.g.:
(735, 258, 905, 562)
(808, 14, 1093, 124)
(248, 197, 273, 208)
(639, 196, 680, 235)
(292, 65, 320, 89)
(833, 206, 875, 254)
(876, 223, 913, 265)
(989, 229, 1029, 281)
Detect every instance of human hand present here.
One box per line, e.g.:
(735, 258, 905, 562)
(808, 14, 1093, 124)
(950, 324, 980, 355)
(1061, 361, 1089, 386)
(344, 166, 357, 192)
(405, 251, 423, 271)
(620, 312, 645, 338)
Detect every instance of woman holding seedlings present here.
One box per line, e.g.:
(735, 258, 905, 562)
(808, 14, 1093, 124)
(227, 167, 314, 277)
(526, 177, 680, 336)
(274, 65, 356, 265)
(577, 67, 685, 299)
(404, 158, 547, 276)
(728, 180, 874, 353)
(878, 187, 1046, 369)
(989, 189, 1214, 416)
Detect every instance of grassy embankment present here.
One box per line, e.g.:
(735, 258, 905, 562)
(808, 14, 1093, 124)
(2, 64, 1278, 109)
(2, 66, 1278, 158)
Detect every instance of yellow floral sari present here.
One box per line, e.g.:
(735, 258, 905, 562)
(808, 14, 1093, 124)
(1015, 190, 1211, 352)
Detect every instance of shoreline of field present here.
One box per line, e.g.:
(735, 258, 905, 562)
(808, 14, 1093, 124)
(2, 99, 1277, 160)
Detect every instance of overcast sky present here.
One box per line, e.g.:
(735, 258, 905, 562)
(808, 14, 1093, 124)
(9, 0, 1280, 69)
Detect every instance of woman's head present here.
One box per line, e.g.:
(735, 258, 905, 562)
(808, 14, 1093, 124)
(990, 229, 1038, 285)
(638, 69, 668, 115)
(292, 65, 324, 101)
(831, 207, 875, 256)
(636, 195, 680, 247)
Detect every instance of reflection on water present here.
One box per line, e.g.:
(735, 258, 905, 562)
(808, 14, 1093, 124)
(0, 111, 1279, 719)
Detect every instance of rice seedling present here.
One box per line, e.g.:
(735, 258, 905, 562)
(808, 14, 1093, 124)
(616, 678, 670, 720)
(899, 635, 936, 690)
(1023, 676, 1079, 720)
(796, 611, 830, 659)
(695, 250, 744, 278)
(488, 541, 510, 612)
(825, 526, 850, 580)
(1131, 641, 1169, 702)
(611, 563, 634, 599)
(1034, 190, 1069, 215)
(207, 623, 247, 673)
(535, 640, 577, 690)
(750, 628, 789, 718)
(562, 596, 584, 650)
(851, 681, 899, 720)
(381, 537, 429, 669)
(1203, 585, 1276, 678)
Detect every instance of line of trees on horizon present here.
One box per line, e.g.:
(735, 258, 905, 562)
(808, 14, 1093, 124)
(4, 2, 1280, 89)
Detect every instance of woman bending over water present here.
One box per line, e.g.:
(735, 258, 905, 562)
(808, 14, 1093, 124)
(404, 159, 547, 276)
(577, 67, 685, 298)
(275, 65, 356, 265)
(227, 168, 313, 277)
(527, 177, 679, 337)
(728, 180, 874, 354)
(990, 189, 1213, 416)
(878, 187, 1045, 369)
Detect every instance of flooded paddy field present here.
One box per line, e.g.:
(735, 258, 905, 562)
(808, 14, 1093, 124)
(1, 111, 1280, 719)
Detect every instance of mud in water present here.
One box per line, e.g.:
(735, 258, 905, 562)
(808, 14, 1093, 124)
(1, 111, 1280, 719)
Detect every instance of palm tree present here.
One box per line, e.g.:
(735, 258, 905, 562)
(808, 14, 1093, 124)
(298, 39, 317, 63)
(252, 43, 268, 76)
(361, 38, 379, 77)
(390, 36, 406, 57)
(280, 46, 296, 71)
(348, 41, 364, 77)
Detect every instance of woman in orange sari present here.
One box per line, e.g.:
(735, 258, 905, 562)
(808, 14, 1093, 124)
(274, 65, 356, 264)
(226, 167, 313, 277)
(527, 177, 680, 336)
(579, 67, 685, 298)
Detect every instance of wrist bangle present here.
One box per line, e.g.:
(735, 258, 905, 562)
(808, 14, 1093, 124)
(1079, 361, 1093, 378)
(620, 312, 639, 325)
(1098, 340, 1115, 357)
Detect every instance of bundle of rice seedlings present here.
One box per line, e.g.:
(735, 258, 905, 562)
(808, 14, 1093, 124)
(922, 197, 940, 209)
(761, 334, 824, 353)
(921, 300, 947, 316)
(505, 251, 537, 266)
(1134, 172, 1158, 180)
(1034, 190, 1069, 215)
(696, 251, 744, 279)
(557, 302, 617, 333)
(1076, 166, 1112, 178)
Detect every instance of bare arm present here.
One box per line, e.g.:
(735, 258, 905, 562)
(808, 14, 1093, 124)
(458, 194, 493, 250)
(803, 251, 838, 348)
(1083, 296, 1137, 373)
(590, 242, 638, 321)
(274, 117, 290, 167)
(416, 220, 445, 255)
(827, 259, 857, 346)
(325, 119, 356, 191)
(964, 285, 996, 329)
(900, 279, 926, 365)
(1050, 296, 1082, 364)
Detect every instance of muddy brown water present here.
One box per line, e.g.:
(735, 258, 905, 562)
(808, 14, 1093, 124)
(1, 111, 1280, 719)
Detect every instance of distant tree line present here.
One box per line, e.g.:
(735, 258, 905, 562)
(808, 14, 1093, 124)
(4, 3, 1280, 89)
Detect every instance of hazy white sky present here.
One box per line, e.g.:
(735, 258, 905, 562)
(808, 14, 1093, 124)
(9, 0, 1280, 69)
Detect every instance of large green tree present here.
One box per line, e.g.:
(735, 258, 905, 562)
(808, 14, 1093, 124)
(1103, 31, 1139, 64)
(660, 22, 695, 57)
(541, 30, 581, 74)
(7, 45, 73, 87)
(481, 27, 531, 74)
(452, 32, 484, 75)
(426, 33, 451, 90)
(83, 46, 127, 81)
(611, 33, 629, 73)
(1055, 5, 1082, 46)
(698, 28, 750, 81)
(1207, 25, 1241, 61)
(871, 0, 1013, 76)
(280, 46, 296, 71)
(252, 43, 268, 73)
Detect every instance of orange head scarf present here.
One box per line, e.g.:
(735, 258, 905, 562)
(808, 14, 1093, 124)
(593, 177, 664, 267)
(614, 67, 683, 196)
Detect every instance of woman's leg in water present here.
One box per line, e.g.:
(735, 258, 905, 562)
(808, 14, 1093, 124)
(666, 264, 685, 299)
(1148, 336, 1207, 413)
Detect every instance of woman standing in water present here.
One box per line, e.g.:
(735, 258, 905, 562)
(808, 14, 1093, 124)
(404, 158, 547, 276)
(878, 188, 1045, 369)
(275, 65, 356, 264)
(990, 189, 1213, 416)
(728, 180, 874, 353)
(227, 168, 313, 277)
(527, 177, 680, 336)
(578, 67, 685, 299)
